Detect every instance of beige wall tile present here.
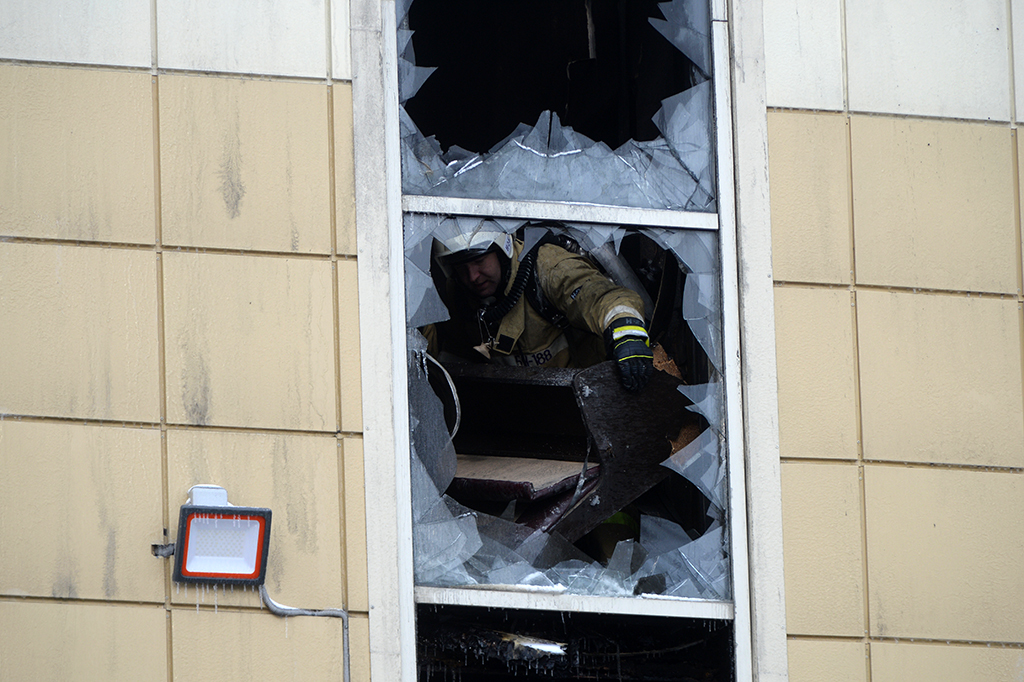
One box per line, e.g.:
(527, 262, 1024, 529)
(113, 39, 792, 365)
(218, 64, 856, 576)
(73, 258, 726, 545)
(160, 75, 330, 254)
(0, 601, 166, 681)
(334, 83, 357, 256)
(338, 259, 363, 432)
(349, 613, 371, 682)
(857, 290, 1023, 467)
(788, 639, 867, 682)
(1018, 134, 1024, 274)
(0, 243, 160, 421)
(342, 437, 368, 611)
(0, 65, 155, 243)
(782, 462, 865, 636)
(0, 421, 164, 601)
(871, 641, 1024, 682)
(865, 466, 1024, 642)
(172, 608, 344, 681)
(167, 430, 343, 608)
(774, 287, 858, 459)
(163, 251, 336, 431)
(768, 112, 851, 284)
(851, 117, 1017, 293)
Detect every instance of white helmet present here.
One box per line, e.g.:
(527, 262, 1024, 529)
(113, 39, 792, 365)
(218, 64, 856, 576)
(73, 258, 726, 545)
(431, 218, 514, 274)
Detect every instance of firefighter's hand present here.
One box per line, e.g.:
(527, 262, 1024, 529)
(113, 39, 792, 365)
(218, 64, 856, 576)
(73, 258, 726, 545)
(604, 317, 653, 392)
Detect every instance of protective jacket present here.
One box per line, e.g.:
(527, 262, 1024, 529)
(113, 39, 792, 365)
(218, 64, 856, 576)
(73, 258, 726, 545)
(427, 240, 645, 369)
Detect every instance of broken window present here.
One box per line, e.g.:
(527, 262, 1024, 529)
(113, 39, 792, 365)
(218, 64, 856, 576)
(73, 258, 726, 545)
(406, 217, 728, 600)
(397, 0, 715, 211)
(398, 0, 739, 675)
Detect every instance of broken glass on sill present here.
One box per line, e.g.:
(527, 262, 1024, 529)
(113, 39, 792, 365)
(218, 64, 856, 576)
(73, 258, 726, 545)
(406, 215, 730, 600)
(397, 0, 716, 212)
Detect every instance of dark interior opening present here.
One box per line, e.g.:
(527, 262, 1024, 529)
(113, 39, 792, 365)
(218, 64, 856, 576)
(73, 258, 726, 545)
(417, 604, 734, 681)
(403, 0, 698, 153)
(424, 227, 717, 563)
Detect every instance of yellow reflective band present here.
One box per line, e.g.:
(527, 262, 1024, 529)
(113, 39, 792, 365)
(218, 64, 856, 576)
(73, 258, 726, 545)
(614, 339, 651, 351)
(612, 325, 649, 342)
(618, 353, 651, 361)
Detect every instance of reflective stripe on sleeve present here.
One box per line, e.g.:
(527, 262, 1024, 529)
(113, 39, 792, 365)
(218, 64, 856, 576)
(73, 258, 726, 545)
(611, 325, 648, 342)
(602, 306, 643, 329)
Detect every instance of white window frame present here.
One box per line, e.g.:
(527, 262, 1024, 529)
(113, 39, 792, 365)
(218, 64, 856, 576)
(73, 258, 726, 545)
(350, 0, 787, 679)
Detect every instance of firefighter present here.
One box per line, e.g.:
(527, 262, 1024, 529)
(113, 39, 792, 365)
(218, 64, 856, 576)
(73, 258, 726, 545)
(425, 221, 654, 392)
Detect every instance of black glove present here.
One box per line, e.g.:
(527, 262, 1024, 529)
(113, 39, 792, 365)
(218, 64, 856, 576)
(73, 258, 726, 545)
(604, 317, 653, 392)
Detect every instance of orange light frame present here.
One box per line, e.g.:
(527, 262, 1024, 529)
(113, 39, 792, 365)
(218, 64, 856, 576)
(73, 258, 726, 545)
(172, 505, 272, 586)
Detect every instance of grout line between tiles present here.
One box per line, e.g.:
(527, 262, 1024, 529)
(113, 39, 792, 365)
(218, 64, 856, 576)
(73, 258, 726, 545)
(328, 82, 350, 610)
(326, 0, 334, 82)
(781, 456, 1024, 474)
(765, 104, 1015, 128)
(329, 86, 343, 433)
(0, 596, 167, 608)
(338, 438, 350, 611)
(774, 279, 1021, 300)
(150, 0, 158, 74)
(152, 64, 174, 682)
(1012, 129, 1024, 471)
(1008, 0, 1017, 127)
(0, 413, 361, 440)
(0, 235, 356, 261)
(839, 0, 850, 114)
(852, 287, 873, 663)
(787, 633, 1024, 649)
(841, 8, 874, 660)
(1014, 129, 1023, 300)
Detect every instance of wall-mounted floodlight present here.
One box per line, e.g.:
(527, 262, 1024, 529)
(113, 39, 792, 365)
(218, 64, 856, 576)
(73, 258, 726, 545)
(172, 485, 272, 586)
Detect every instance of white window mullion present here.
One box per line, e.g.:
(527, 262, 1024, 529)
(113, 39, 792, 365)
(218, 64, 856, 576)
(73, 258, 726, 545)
(402, 195, 720, 231)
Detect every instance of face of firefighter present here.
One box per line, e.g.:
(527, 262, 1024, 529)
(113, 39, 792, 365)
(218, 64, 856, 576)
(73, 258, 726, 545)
(454, 251, 503, 299)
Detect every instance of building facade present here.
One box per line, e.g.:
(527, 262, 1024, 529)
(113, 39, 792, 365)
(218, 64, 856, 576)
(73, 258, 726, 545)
(1, 0, 1022, 680)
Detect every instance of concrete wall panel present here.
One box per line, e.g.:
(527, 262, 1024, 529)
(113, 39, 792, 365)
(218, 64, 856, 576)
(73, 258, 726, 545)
(0, 421, 164, 602)
(782, 462, 865, 636)
(159, 75, 331, 254)
(0, 65, 155, 244)
(774, 287, 858, 460)
(857, 290, 1023, 468)
(171, 608, 345, 680)
(162, 251, 336, 431)
(0, 0, 150, 67)
(763, 0, 844, 110)
(865, 466, 1024, 642)
(851, 117, 1017, 294)
(0, 243, 160, 421)
(767, 111, 851, 284)
(0, 601, 167, 681)
(788, 639, 867, 682)
(871, 641, 1024, 682)
(157, 0, 327, 77)
(846, 0, 1010, 120)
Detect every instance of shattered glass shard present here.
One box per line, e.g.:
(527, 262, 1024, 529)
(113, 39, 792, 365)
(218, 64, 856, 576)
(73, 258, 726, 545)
(649, 0, 711, 77)
(397, 0, 717, 210)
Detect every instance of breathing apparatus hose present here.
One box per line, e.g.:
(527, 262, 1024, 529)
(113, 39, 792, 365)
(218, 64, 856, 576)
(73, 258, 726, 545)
(479, 246, 537, 327)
